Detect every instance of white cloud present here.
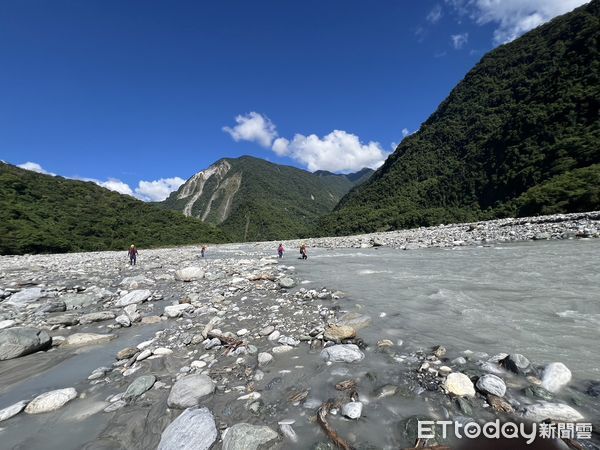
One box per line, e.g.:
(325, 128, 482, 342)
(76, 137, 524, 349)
(134, 177, 186, 202)
(271, 130, 389, 172)
(446, 0, 591, 44)
(451, 32, 469, 49)
(223, 112, 277, 148)
(18, 161, 56, 176)
(402, 128, 410, 138)
(427, 4, 443, 23)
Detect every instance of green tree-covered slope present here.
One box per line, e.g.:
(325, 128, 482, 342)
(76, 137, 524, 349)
(0, 163, 226, 254)
(319, 0, 600, 235)
(160, 156, 373, 241)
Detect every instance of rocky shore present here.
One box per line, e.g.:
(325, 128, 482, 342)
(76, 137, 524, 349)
(0, 212, 599, 449)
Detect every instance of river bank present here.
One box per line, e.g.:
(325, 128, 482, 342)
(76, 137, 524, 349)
(0, 214, 599, 449)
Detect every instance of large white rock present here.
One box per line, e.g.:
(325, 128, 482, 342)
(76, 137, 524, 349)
(175, 267, 205, 282)
(164, 304, 194, 318)
(541, 362, 572, 393)
(115, 289, 152, 307)
(342, 401, 363, 419)
(476, 374, 506, 397)
(222, 423, 279, 450)
(167, 374, 215, 409)
(0, 319, 17, 330)
(62, 333, 115, 347)
(522, 402, 583, 422)
(124, 304, 142, 322)
(320, 344, 365, 363)
(0, 400, 27, 422)
(6, 288, 45, 305)
(158, 407, 218, 450)
(25, 388, 77, 414)
(444, 373, 475, 397)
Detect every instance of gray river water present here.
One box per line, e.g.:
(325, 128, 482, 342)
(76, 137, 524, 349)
(0, 239, 598, 449)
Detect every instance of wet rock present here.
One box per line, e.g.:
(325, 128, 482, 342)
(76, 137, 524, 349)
(586, 381, 600, 397)
(80, 311, 116, 324)
(278, 277, 295, 289)
(104, 400, 126, 413)
(47, 314, 79, 326)
(62, 333, 115, 347)
(444, 373, 475, 397)
(124, 304, 141, 322)
(167, 374, 215, 409)
(272, 345, 294, 354)
(62, 293, 96, 310)
(38, 301, 67, 313)
(141, 315, 161, 324)
(6, 287, 45, 305)
(222, 423, 279, 450)
(117, 347, 139, 360)
(541, 362, 571, 393)
(501, 354, 531, 375)
(158, 407, 217, 450)
(258, 352, 273, 368)
(320, 344, 364, 363)
(0, 400, 27, 422)
(336, 312, 371, 330)
(278, 336, 299, 346)
(0, 327, 52, 360)
(175, 267, 205, 282)
(279, 423, 298, 443)
(376, 339, 393, 348)
(487, 394, 514, 414)
(374, 384, 398, 399)
(476, 374, 506, 397)
(432, 345, 446, 358)
(115, 289, 152, 307)
(522, 402, 583, 422)
(115, 314, 131, 327)
(267, 330, 280, 341)
(25, 388, 77, 414)
(164, 304, 193, 318)
(124, 375, 156, 400)
(204, 338, 221, 350)
(342, 401, 363, 419)
(323, 325, 355, 342)
(524, 385, 553, 401)
(259, 325, 275, 336)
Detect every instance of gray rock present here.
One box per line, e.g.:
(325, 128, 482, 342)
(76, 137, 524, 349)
(175, 267, 205, 282)
(476, 374, 506, 397)
(164, 304, 194, 318)
(0, 400, 27, 422)
(0, 327, 52, 360)
(341, 401, 363, 419)
(38, 301, 66, 313)
(46, 314, 79, 326)
(25, 388, 77, 414)
(259, 325, 275, 336)
(501, 354, 531, 375)
(62, 333, 115, 347)
(541, 362, 571, 393)
(115, 289, 152, 307)
(124, 304, 141, 322)
(158, 407, 218, 450)
(6, 288, 45, 305)
(320, 344, 365, 363)
(336, 312, 372, 330)
(278, 277, 295, 289)
(278, 336, 300, 347)
(258, 352, 273, 368)
(62, 293, 96, 310)
(115, 314, 131, 327)
(124, 375, 156, 400)
(222, 423, 279, 450)
(522, 402, 583, 422)
(167, 374, 215, 409)
(80, 311, 116, 324)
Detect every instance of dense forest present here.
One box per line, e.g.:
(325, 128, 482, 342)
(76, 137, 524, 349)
(319, 0, 599, 235)
(0, 163, 226, 254)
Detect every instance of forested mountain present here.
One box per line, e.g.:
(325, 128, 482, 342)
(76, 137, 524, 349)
(160, 156, 373, 241)
(0, 163, 226, 254)
(319, 0, 600, 235)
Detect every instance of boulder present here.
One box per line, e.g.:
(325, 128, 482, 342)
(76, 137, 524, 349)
(323, 325, 356, 341)
(342, 401, 363, 419)
(62, 293, 97, 310)
(336, 312, 372, 330)
(259, 325, 275, 336)
(175, 267, 205, 282)
(222, 423, 279, 450)
(541, 362, 571, 393)
(257, 352, 273, 368)
(0, 327, 52, 360)
(46, 314, 79, 326)
(6, 288, 45, 305)
(80, 311, 116, 324)
(444, 373, 475, 397)
(0, 400, 28, 422)
(501, 354, 531, 375)
(117, 347, 139, 360)
(124, 375, 156, 400)
(124, 303, 142, 322)
(278, 277, 295, 289)
(62, 333, 115, 347)
(115, 314, 131, 327)
(158, 407, 218, 450)
(320, 344, 364, 363)
(167, 374, 215, 409)
(25, 388, 77, 414)
(115, 289, 151, 307)
(522, 402, 584, 422)
(164, 304, 194, 318)
(476, 374, 506, 397)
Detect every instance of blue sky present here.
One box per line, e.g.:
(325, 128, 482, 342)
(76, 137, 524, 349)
(0, 0, 589, 200)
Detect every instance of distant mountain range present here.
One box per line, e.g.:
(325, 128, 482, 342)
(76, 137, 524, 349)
(158, 156, 373, 241)
(0, 163, 225, 254)
(319, 0, 599, 235)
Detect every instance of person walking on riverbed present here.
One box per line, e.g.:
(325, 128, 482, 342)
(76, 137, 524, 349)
(300, 243, 308, 260)
(128, 244, 138, 265)
(278, 243, 285, 258)
(201, 245, 207, 258)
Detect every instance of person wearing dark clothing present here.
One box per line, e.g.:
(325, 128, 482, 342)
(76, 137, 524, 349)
(201, 245, 207, 258)
(278, 243, 285, 258)
(300, 244, 308, 260)
(128, 244, 138, 265)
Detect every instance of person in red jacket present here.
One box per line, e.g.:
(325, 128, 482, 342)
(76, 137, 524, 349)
(278, 243, 285, 258)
